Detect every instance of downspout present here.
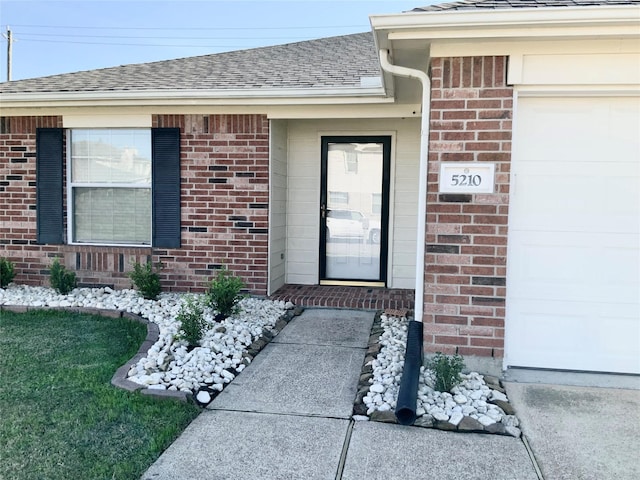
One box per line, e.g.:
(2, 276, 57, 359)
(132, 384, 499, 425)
(379, 49, 431, 426)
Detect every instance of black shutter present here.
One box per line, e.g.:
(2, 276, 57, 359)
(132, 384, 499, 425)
(36, 128, 64, 244)
(152, 128, 181, 248)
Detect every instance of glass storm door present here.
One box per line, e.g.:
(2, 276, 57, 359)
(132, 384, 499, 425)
(319, 136, 390, 285)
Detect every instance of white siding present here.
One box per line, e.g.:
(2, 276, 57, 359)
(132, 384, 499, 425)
(286, 118, 420, 288)
(268, 120, 288, 294)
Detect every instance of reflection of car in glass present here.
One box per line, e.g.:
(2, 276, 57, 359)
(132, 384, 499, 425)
(326, 209, 381, 243)
(367, 219, 381, 244)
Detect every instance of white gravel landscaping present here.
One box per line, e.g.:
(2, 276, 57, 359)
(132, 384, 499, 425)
(362, 313, 521, 436)
(0, 284, 292, 397)
(2, 283, 520, 435)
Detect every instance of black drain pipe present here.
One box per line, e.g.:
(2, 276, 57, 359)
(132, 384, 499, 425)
(395, 320, 423, 425)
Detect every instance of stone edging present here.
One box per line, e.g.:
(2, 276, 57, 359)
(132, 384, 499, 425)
(1, 303, 305, 404)
(353, 310, 521, 437)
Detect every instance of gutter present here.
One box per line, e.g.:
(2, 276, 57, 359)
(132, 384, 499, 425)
(378, 49, 431, 425)
(378, 49, 430, 326)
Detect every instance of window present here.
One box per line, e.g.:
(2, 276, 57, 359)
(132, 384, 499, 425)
(68, 129, 152, 245)
(328, 191, 349, 207)
(36, 127, 180, 248)
(344, 151, 358, 174)
(372, 193, 382, 215)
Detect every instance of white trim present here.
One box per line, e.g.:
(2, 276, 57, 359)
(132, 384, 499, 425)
(265, 104, 420, 119)
(0, 104, 422, 120)
(516, 85, 640, 97)
(387, 24, 640, 41)
(66, 133, 72, 246)
(0, 86, 390, 108)
(63, 114, 151, 128)
(518, 53, 640, 86)
(429, 37, 640, 58)
(371, 5, 640, 34)
(66, 128, 153, 247)
(66, 241, 152, 248)
(507, 54, 524, 85)
(71, 182, 150, 188)
(502, 88, 521, 373)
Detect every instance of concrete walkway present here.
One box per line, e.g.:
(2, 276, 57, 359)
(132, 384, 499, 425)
(142, 309, 638, 480)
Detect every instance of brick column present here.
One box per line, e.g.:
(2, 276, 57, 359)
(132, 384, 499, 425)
(424, 57, 513, 359)
(0, 116, 64, 285)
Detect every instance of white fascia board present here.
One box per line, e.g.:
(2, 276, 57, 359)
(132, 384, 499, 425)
(0, 103, 421, 119)
(430, 37, 640, 58)
(516, 84, 640, 97)
(389, 23, 640, 41)
(0, 86, 391, 108)
(371, 5, 640, 41)
(266, 103, 421, 119)
(0, 94, 396, 110)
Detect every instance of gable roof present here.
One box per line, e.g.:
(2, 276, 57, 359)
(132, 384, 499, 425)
(412, 0, 639, 11)
(0, 32, 379, 94)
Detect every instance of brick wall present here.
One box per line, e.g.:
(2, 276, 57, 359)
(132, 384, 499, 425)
(424, 56, 513, 359)
(0, 114, 269, 294)
(153, 114, 269, 293)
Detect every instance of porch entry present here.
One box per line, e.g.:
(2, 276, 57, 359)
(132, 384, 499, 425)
(319, 136, 391, 286)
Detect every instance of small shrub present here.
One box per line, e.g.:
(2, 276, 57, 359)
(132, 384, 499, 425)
(0, 257, 16, 288)
(128, 261, 162, 300)
(206, 267, 245, 320)
(175, 296, 207, 348)
(427, 352, 465, 392)
(50, 258, 77, 295)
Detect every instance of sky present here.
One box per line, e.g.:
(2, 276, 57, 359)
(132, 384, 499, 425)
(0, 0, 439, 82)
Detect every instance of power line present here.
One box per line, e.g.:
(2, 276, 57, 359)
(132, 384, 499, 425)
(15, 38, 271, 48)
(0, 27, 368, 49)
(13, 32, 322, 41)
(3, 23, 365, 31)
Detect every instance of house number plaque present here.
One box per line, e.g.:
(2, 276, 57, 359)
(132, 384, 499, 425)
(439, 163, 495, 194)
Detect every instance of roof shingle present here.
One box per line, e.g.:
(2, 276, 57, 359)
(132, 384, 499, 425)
(412, 0, 639, 12)
(0, 32, 378, 94)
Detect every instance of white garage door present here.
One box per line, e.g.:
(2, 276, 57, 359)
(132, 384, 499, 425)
(506, 96, 640, 374)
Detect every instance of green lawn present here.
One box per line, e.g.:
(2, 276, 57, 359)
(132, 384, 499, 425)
(0, 309, 201, 480)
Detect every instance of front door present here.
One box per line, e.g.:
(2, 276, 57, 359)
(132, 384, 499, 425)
(319, 136, 390, 285)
